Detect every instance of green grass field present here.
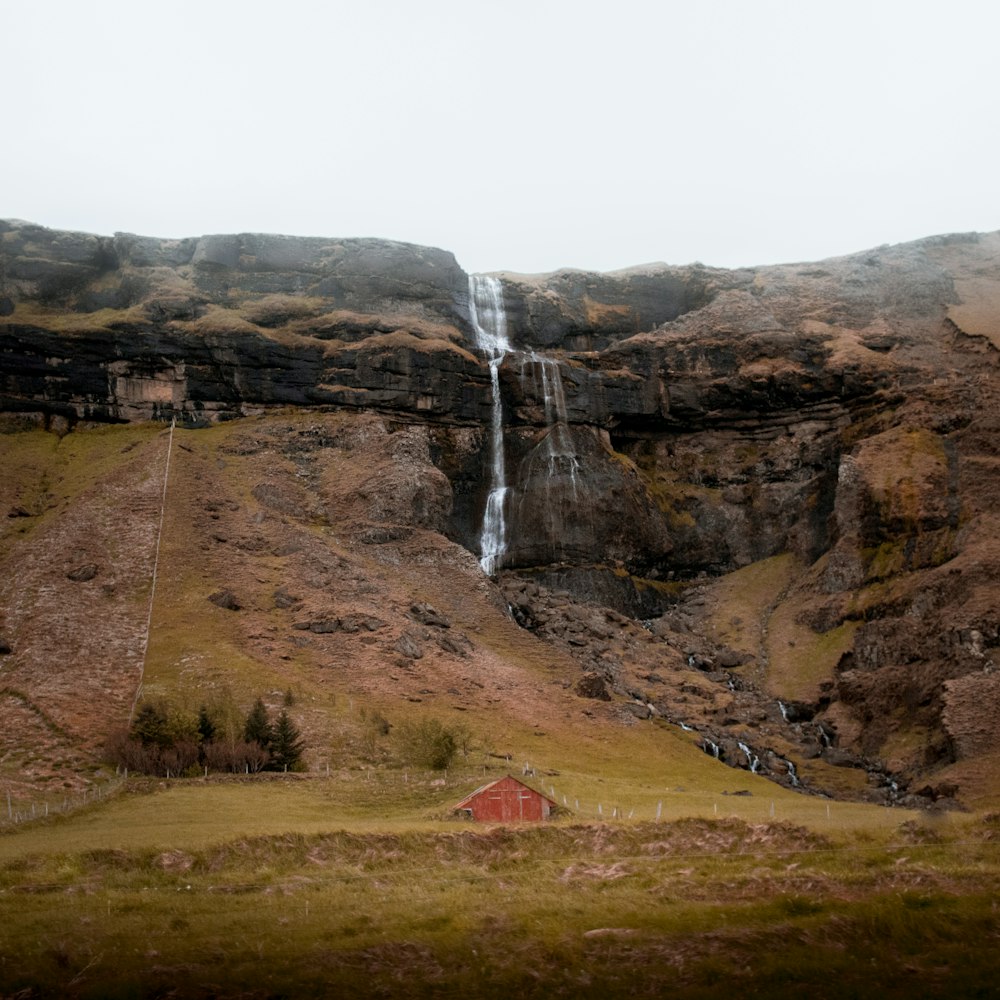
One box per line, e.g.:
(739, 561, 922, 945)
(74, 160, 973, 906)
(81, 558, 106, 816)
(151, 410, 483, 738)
(2, 772, 999, 998)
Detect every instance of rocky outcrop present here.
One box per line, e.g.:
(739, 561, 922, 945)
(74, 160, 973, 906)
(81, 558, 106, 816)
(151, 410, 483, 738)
(0, 219, 485, 424)
(1, 222, 467, 318)
(497, 264, 720, 352)
(3, 220, 1000, 802)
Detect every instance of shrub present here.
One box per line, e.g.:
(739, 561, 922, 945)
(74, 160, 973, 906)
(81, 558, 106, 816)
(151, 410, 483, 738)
(395, 718, 459, 771)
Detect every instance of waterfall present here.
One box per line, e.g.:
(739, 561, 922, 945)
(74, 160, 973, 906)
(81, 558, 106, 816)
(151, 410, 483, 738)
(520, 353, 581, 496)
(738, 741, 761, 774)
(785, 758, 800, 787)
(777, 700, 790, 722)
(469, 275, 511, 575)
(468, 275, 584, 572)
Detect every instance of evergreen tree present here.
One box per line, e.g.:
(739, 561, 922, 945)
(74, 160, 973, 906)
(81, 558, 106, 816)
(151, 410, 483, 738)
(269, 709, 306, 771)
(130, 702, 170, 748)
(197, 704, 216, 744)
(243, 697, 272, 749)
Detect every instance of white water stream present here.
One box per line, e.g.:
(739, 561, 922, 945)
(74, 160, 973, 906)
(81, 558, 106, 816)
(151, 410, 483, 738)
(468, 275, 512, 574)
(738, 741, 761, 773)
(519, 353, 581, 497)
(469, 275, 585, 574)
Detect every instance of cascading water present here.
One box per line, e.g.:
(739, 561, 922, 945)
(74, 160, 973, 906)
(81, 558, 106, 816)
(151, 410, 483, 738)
(520, 352, 581, 496)
(784, 758, 800, 787)
(468, 274, 586, 573)
(738, 741, 761, 774)
(468, 275, 511, 575)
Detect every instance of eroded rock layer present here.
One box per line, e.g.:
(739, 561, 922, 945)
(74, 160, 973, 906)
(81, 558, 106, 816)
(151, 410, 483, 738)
(2, 220, 999, 804)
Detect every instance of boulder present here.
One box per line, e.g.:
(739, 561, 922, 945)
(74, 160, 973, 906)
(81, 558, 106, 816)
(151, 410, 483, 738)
(409, 603, 451, 628)
(208, 589, 241, 611)
(394, 630, 425, 660)
(67, 563, 98, 582)
(575, 672, 611, 701)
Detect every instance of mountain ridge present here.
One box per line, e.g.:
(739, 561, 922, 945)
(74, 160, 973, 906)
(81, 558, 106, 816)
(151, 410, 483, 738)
(2, 221, 999, 809)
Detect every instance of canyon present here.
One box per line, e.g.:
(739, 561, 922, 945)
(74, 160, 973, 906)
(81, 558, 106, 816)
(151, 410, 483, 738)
(2, 219, 999, 808)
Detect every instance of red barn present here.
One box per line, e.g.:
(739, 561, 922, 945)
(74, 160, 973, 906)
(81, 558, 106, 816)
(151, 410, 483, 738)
(453, 775, 558, 822)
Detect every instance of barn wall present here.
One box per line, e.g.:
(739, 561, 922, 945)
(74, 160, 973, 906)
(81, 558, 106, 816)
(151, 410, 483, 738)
(462, 777, 553, 822)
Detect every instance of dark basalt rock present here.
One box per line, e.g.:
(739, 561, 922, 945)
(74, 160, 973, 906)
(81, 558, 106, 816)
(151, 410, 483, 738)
(575, 671, 612, 700)
(409, 603, 451, 628)
(497, 265, 720, 352)
(66, 563, 98, 582)
(208, 589, 241, 611)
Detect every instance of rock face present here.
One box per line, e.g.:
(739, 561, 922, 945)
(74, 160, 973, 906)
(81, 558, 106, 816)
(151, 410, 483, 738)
(3, 219, 1000, 803)
(0, 220, 477, 424)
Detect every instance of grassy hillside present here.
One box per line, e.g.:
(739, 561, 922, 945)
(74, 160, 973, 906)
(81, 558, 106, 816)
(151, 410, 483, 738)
(4, 414, 1000, 812)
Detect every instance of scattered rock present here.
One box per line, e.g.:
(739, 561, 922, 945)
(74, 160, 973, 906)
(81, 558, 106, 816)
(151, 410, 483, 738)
(409, 603, 451, 628)
(67, 563, 98, 582)
(308, 619, 340, 634)
(208, 589, 241, 611)
(623, 702, 652, 720)
(822, 748, 862, 768)
(914, 782, 960, 802)
(437, 633, 470, 657)
(394, 630, 425, 659)
(339, 614, 387, 633)
(358, 525, 413, 545)
(717, 647, 748, 668)
(575, 672, 611, 701)
(273, 587, 301, 610)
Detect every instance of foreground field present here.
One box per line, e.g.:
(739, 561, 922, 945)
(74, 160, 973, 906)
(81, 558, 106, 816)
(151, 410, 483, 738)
(2, 776, 999, 998)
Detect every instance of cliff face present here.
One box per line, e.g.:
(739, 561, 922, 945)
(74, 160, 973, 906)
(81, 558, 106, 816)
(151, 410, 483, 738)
(2, 220, 1000, 805)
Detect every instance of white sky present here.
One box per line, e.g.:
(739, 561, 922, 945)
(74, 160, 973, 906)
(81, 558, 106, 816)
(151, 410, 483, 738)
(4, 0, 998, 274)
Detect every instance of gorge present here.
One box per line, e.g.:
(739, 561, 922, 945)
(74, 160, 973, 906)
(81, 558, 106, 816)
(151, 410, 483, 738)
(2, 219, 1000, 810)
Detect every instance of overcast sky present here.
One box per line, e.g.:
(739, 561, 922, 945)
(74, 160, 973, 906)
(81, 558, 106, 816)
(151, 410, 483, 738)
(4, 0, 998, 274)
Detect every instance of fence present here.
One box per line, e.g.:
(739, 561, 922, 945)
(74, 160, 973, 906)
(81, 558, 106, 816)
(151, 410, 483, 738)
(2, 776, 126, 829)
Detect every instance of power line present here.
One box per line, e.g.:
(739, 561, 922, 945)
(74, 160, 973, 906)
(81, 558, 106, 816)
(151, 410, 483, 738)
(129, 417, 174, 723)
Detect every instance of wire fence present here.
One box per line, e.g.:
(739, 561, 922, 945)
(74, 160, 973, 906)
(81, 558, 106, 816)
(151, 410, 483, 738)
(2, 776, 126, 829)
